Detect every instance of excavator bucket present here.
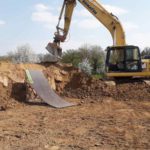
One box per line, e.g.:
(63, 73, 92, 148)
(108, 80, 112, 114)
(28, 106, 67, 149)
(46, 42, 62, 60)
(25, 70, 75, 108)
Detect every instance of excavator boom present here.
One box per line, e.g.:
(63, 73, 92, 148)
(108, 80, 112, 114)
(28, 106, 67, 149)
(78, 0, 126, 46)
(46, 0, 126, 59)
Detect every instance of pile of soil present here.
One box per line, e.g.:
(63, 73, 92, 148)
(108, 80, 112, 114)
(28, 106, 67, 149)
(114, 79, 150, 101)
(0, 62, 79, 110)
(63, 73, 150, 101)
(43, 63, 79, 92)
(62, 73, 112, 100)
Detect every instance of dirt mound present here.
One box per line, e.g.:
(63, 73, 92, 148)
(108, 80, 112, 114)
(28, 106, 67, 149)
(62, 73, 110, 100)
(0, 62, 35, 110)
(63, 74, 150, 101)
(0, 62, 79, 109)
(43, 63, 79, 92)
(114, 79, 150, 101)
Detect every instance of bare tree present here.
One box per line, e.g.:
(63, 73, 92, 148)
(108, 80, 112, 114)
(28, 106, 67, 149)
(89, 45, 105, 74)
(8, 44, 40, 63)
(141, 47, 150, 58)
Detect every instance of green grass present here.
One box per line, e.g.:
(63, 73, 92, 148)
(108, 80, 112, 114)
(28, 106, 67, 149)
(92, 73, 105, 79)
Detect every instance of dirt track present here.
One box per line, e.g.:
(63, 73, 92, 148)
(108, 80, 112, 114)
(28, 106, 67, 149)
(0, 99, 150, 150)
(0, 62, 150, 149)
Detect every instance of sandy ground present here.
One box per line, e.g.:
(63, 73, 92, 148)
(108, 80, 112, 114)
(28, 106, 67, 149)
(0, 98, 150, 150)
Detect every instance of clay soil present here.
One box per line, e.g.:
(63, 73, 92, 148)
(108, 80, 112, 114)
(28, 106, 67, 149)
(0, 62, 150, 150)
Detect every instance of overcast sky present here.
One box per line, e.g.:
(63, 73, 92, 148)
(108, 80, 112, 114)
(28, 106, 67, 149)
(0, 0, 150, 55)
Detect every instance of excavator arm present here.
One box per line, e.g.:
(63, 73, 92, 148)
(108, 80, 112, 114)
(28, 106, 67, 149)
(46, 0, 76, 58)
(54, 0, 76, 43)
(78, 0, 126, 46)
(46, 0, 126, 58)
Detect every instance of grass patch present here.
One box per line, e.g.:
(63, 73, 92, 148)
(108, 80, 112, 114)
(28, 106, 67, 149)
(92, 73, 105, 79)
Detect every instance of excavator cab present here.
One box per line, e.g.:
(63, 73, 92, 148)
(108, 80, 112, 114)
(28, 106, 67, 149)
(106, 46, 142, 73)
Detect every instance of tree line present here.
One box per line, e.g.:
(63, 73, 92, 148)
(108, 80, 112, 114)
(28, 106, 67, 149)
(1, 44, 150, 75)
(61, 44, 105, 74)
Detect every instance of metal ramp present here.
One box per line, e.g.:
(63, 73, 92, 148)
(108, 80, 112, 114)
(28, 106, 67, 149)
(25, 70, 75, 108)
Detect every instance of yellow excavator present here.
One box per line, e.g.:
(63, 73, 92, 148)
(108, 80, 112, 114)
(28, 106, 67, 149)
(46, 0, 150, 78)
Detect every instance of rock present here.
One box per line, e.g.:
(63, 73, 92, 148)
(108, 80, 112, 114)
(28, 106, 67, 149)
(0, 76, 8, 87)
(144, 80, 150, 85)
(55, 75, 63, 82)
(48, 77, 56, 90)
(49, 146, 60, 150)
(60, 70, 67, 75)
(104, 81, 116, 86)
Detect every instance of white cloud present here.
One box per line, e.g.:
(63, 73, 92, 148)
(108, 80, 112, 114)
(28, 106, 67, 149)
(77, 18, 101, 29)
(75, 9, 91, 18)
(123, 22, 139, 31)
(103, 4, 128, 15)
(75, 4, 128, 18)
(35, 3, 49, 12)
(31, 2, 128, 31)
(0, 20, 6, 26)
(126, 32, 150, 49)
(74, 3, 128, 30)
(31, 3, 58, 30)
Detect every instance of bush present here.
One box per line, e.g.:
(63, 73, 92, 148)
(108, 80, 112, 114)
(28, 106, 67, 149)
(62, 50, 82, 67)
(78, 58, 92, 75)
